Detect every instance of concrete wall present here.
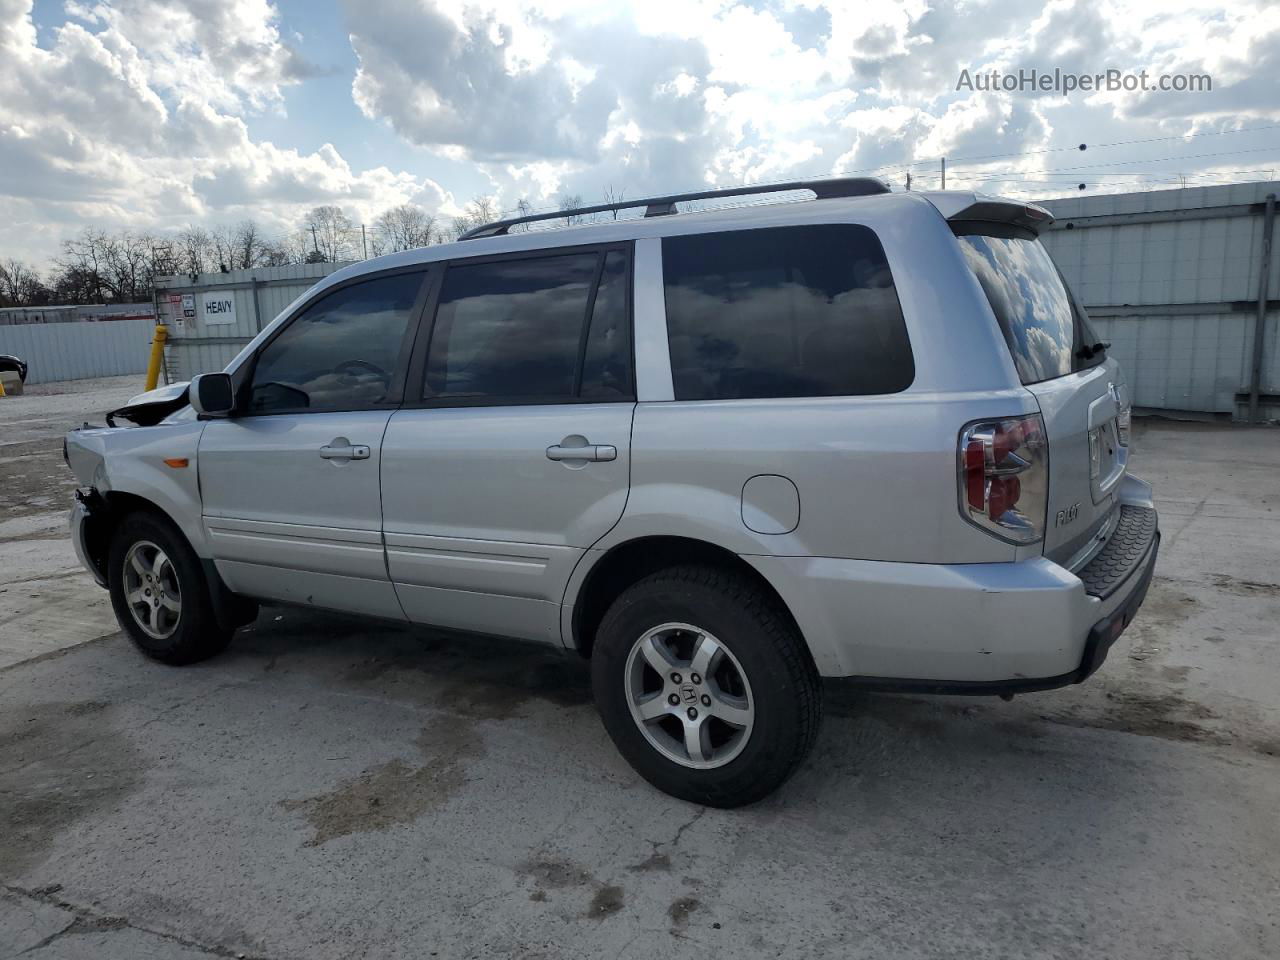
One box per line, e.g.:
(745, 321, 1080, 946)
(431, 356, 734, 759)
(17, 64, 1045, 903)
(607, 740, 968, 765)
(0, 317, 155, 384)
(154, 262, 351, 382)
(1040, 182, 1279, 421)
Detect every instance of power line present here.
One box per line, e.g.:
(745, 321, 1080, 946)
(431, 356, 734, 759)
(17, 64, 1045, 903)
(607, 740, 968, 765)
(827, 123, 1280, 180)
(946, 144, 1280, 179)
(934, 122, 1280, 167)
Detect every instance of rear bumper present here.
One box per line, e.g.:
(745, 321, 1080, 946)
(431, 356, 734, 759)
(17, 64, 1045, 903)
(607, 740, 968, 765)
(1077, 529, 1159, 681)
(745, 482, 1159, 690)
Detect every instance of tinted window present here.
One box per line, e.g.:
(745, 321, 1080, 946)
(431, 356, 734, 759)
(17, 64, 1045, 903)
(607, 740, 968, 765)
(249, 272, 423, 413)
(425, 250, 632, 402)
(662, 225, 913, 401)
(579, 251, 631, 399)
(957, 233, 1097, 384)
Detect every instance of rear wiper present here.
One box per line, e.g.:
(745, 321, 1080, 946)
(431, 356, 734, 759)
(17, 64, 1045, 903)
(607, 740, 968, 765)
(1076, 340, 1110, 360)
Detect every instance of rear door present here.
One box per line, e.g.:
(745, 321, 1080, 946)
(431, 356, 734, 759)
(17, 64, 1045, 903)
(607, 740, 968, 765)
(199, 268, 429, 618)
(955, 226, 1126, 564)
(380, 244, 634, 645)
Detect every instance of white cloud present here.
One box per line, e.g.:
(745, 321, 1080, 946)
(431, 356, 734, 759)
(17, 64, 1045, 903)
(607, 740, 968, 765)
(0, 0, 449, 264)
(2, 0, 1280, 268)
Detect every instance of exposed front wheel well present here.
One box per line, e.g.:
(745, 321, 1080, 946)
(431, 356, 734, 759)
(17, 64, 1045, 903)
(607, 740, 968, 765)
(80, 491, 172, 583)
(84, 491, 257, 631)
(571, 536, 803, 660)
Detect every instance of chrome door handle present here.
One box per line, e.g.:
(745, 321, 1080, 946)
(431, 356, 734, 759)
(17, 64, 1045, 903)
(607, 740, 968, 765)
(546, 442, 617, 463)
(319, 437, 371, 461)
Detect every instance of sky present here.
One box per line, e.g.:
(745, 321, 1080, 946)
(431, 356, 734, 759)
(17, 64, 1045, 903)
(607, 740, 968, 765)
(2, 0, 1279, 268)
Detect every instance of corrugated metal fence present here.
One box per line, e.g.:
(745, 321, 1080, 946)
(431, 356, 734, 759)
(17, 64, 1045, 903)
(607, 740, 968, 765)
(1040, 182, 1280, 421)
(154, 262, 351, 383)
(0, 317, 155, 384)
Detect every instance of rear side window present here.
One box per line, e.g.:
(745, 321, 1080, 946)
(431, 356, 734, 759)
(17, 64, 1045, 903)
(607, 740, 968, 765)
(956, 230, 1100, 384)
(424, 248, 632, 402)
(662, 224, 913, 401)
(249, 271, 423, 414)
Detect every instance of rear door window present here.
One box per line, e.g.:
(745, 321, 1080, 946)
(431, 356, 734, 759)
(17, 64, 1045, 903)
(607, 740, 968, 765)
(661, 224, 913, 401)
(423, 247, 633, 403)
(955, 228, 1102, 384)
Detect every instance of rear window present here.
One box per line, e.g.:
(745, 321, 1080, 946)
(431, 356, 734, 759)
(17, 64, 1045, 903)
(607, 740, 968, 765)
(956, 229, 1100, 384)
(662, 224, 914, 401)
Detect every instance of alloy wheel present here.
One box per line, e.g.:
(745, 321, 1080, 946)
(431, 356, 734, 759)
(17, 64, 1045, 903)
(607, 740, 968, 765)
(122, 540, 182, 640)
(624, 622, 755, 769)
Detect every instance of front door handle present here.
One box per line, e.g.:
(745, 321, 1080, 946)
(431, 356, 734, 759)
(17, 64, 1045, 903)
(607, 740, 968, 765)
(546, 439, 617, 463)
(319, 437, 371, 461)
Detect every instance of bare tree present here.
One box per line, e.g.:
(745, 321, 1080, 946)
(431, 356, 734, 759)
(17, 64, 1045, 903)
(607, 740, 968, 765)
(55, 229, 156, 302)
(559, 193, 584, 225)
(508, 198, 535, 233)
(447, 214, 475, 241)
(602, 184, 626, 219)
(467, 196, 499, 225)
(0, 258, 46, 306)
(56, 229, 111, 302)
(101, 231, 156, 301)
(258, 239, 297, 268)
(302, 205, 358, 262)
(374, 204, 438, 253)
(176, 225, 215, 275)
(232, 220, 268, 269)
(209, 224, 237, 272)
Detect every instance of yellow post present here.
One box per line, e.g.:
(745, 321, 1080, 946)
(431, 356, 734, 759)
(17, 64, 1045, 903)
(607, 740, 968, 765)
(144, 323, 168, 391)
(0, 377, 6, 398)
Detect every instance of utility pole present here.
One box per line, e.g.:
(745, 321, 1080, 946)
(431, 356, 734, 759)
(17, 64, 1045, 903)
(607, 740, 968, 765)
(361, 224, 368, 260)
(1248, 193, 1276, 424)
(905, 170, 912, 191)
(311, 224, 320, 260)
(940, 157, 946, 190)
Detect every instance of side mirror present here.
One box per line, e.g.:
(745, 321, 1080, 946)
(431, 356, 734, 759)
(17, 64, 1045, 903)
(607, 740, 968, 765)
(189, 372, 236, 417)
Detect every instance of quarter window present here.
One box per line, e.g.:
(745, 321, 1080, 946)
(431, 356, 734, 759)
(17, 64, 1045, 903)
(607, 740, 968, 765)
(579, 250, 632, 400)
(249, 272, 423, 414)
(424, 249, 632, 402)
(955, 229, 1102, 384)
(662, 225, 914, 401)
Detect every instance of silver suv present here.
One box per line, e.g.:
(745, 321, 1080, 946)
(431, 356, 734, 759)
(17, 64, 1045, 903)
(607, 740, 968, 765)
(65, 179, 1159, 807)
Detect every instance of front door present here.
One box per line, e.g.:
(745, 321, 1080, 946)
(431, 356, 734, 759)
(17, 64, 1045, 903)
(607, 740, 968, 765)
(381, 245, 634, 644)
(199, 268, 428, 619)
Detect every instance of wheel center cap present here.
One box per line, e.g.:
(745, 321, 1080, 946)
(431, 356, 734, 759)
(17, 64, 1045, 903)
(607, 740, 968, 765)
(680, 684, 697, 704)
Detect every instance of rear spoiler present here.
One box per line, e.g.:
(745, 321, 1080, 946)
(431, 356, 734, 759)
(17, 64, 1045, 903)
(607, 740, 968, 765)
(924, 192, 1055, 235)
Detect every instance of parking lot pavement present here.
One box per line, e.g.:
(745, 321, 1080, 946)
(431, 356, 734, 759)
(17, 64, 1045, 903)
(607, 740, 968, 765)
(1, 397, 1278, 959)
(0, 376, 144, 669)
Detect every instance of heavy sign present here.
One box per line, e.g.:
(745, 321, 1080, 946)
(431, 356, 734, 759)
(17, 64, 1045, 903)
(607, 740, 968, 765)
(200, 293, 237, 326)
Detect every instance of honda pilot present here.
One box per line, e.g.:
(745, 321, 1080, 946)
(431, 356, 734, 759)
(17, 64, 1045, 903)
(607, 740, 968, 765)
(65, 179, 1158, 807)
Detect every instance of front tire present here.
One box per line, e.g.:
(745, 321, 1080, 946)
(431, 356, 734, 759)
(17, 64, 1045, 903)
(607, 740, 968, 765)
(107, 512, 231, 665)
(592, 565, 822, 808)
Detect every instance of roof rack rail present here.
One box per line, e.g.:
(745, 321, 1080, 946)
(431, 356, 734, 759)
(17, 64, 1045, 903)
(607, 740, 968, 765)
(457, 177, 891, 240)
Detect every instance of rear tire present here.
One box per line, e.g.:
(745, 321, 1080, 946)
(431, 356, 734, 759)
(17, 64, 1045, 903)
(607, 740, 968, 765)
(591, 565, 821, 808)
(107, 512, 231, 665)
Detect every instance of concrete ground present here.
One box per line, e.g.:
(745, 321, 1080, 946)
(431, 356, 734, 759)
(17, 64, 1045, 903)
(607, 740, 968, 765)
(1, 383, 1278, 959)
(0, 376, 146, 669)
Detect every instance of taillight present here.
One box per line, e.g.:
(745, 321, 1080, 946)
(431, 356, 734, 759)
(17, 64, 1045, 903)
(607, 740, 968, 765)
(1114, 381, 1131, 447)
(958, 414, 1049, 543)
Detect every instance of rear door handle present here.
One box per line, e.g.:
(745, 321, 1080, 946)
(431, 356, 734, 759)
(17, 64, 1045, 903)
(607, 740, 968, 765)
(319, 437, 371, 461)
(546, 441, 617, 463)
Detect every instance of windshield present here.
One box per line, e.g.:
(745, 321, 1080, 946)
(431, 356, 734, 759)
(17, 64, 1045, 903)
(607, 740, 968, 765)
(956, 228, 1102, 384)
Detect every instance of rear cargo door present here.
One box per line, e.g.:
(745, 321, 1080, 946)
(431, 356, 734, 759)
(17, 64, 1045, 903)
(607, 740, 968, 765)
(954, 226, 1127, 564)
